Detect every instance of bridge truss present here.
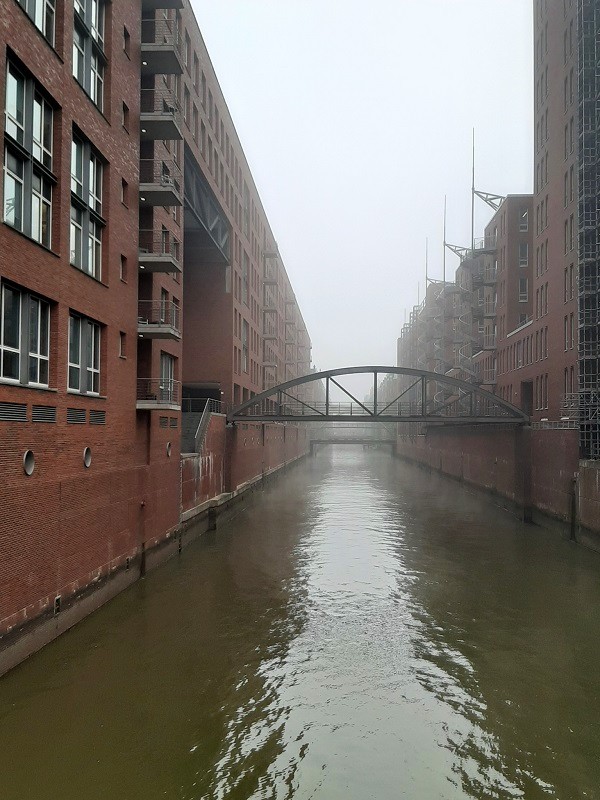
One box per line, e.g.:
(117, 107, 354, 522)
(227, 366, 529, 425)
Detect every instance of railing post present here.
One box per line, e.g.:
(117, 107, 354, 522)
(325, 378, 330, 417)
(421, 376, 426, 418)
(373, 371, 378, 416)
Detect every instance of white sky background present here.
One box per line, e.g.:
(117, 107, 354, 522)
(192, 0, 534, 399)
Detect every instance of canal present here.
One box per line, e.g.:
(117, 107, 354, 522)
(1, 448, 600, 799)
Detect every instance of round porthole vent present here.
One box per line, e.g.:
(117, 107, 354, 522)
(23, 450, 35, 476)
(166, 442, 172, 457)
(83, 447, 92, 468)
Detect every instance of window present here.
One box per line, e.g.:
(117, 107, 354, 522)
(122, 102, 129, 131)
(119, 331, 126, 357)
(184, 31, 191, 70)
(1, 282, 49, 386)
(184, 87, 190, 127)
(16, 0, 55, 45)
(160, 352, 176, 403)
(73, 0, 106, 111)
(120, 254, 128, 282)
(123, 26, 130, 57)
(519, 243, 528, 267)
(569, 213, 574, 250)
(242, 250, 249, 305)
(519, 278, 528, 302)
(193, 53, 199, 92)
(4, 62, 54, 247)
(242, 320, 249, 373)
(70, 135, 105, 280)
(519, 209, 528, 231)
(121, 178, 129, 205)
(68, 314, 100, 394)
(569, 263, 575, 299)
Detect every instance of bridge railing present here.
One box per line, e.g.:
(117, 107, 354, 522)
(232, 395, 514, 419)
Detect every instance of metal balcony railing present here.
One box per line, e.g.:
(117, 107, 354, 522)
(139, 159, 183, 206)
(140, 158, 182, 189)
(484, 369, 497, 384)
(140, 88, 182, 140)
(141, 17, 182, 51)
(139, 229, 181, 264)
(138, 300, 180, 332)
(137, 378, 181, 407)
(474, 234, 498, 251)
(483, 334, 497, 349)
(181, 397, 225, 414)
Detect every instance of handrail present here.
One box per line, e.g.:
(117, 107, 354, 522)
(139, 229, 181, 261)
(194, 398, 225, 451)
(137, 300, 180, 331)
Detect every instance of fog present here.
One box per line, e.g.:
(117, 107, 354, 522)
(192, 0, 533, 398)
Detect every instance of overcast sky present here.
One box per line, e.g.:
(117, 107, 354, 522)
(192, 0, 533, 397)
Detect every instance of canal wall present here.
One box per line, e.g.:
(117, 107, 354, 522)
(0, 414, 310, 677)
(394, 426, 600, 546)
(181, 415, 310, 520)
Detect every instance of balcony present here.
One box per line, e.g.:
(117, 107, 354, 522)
(483, 369, 497, 384)
(142, 0, 183, 10)
(484, 300, 497, 317)
(141, 18, 183, 75)
(139, 229, 181, 273)
(483, 334, 497, 349)
(137, 379, 181, 411)
(139, 159, 182, 207)
(137, 301, 181, 340)
(140, 88, 182, 142)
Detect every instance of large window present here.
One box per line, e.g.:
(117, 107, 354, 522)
(160, 352, 176, 403)
(3, 61, 54, 247)
(519, 277, 529, 302)
(70, 135, 104, 280)
(0, 282, 49, 386)
(519, 242, 528, 267)
(17, 0, 55, 44)
(73, 0, 106, 111)
(68, 314, 100, 394)
(242, 320, 249, 373)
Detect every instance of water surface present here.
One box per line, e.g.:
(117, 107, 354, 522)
(1, 448, 599, 799)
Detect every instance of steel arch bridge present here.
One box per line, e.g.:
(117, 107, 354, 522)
(227, 366, 529, 425)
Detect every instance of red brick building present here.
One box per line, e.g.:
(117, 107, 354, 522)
(0, 0, 313, 649)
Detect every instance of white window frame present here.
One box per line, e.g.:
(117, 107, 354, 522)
(3, 62, 54, 247)
(73, 0, 106, 111)
(28, 295, 50, 386)
(1, 282, 50, 387)
(17, 0, 56, 43)
(69, 314, 101, 394)
(70, 135, 104, 280)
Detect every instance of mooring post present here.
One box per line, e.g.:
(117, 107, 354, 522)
(569, 474, 578, 541)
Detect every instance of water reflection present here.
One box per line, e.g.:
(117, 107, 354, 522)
(1, 447, 600, 799)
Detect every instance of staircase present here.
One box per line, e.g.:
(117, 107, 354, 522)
(181, 412, 202, 453)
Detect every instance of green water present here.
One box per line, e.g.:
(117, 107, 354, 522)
(1, 448, 599, 799)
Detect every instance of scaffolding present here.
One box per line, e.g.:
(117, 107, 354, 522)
(578, 0, 600, 457)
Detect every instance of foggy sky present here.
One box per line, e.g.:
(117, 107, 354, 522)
(192, 0, 533, 398)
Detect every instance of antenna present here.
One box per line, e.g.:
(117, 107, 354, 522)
(443, 195, 447, 285)
(471, 128, 475, 254)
